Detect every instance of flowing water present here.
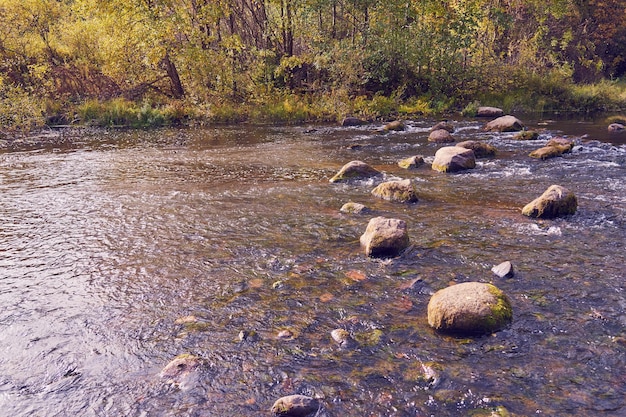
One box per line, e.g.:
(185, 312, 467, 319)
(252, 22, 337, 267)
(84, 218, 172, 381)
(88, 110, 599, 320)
(0, 117, 624, 416)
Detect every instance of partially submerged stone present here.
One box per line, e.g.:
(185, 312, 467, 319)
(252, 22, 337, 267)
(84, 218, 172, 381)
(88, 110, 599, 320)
(428, 128, 455, 143)
(455, 140, 496, 158)
(476, 106, 504, 117)
(340, 202, 370, 214)
(491, 261, 514, 278)
(431, 121, 455, 133)
(383, 120, 405, 132)
(341, 116, 366, 126)
(329, 160, 380, 183)
(431, 146, 476, 173)
(271, 394, 320, 417)
(427, 282, 513, 335)
(608, 123, 625, 132)
(398, 155, 425, 170)
(371, 179, 418, 203)
(331, 328, 357, 349)
(159, 354, 204, 389)
(483, 115, 525, 132)
(522, 185, 577, 219)
(360, 216, 410, 258)
(514, 130, 539, 140)
(529, 138, 574, 160)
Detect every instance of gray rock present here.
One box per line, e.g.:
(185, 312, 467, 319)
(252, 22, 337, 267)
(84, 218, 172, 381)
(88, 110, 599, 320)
(329, 160, 380, 183)
(271, 394, 320, 417)
(428, 128, 455, 143)
(371, 179, 418, 203)
(431, 146, 476, 173)
(522, 185, 577, 219)
(483, 115, 525, 132)
(427, 282, 513, 335)
(491, 261, 514, 278)
(360, 216, 410, 258)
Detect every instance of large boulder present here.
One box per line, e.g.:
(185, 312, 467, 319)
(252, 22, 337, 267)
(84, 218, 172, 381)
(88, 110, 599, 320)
(329, 160, 380, 183)
(431, 146, 476, 173)
(371, 179, 418, 203)
(428, 128, 455, 143)
(477, 106, 504, 117)
(360, 216, 410, 258)
(271, 394, 320, 417)
(483, 115, 525, 132)
(455, 140, 496, 158)
(427, 282, 513, 335)
(522, 185, 577, 219)
(398, 155, 425, 170)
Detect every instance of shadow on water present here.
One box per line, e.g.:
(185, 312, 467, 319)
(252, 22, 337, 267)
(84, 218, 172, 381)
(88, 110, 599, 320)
(0, 116, 624, 416)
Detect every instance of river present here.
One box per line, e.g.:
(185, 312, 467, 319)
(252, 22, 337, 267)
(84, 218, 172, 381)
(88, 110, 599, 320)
(0, 116, 624, 416)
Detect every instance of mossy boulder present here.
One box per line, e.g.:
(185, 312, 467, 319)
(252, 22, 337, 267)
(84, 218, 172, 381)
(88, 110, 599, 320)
(476, 106, 504, 117)
(529, 138, 574, 160)
(398, 155, 425, 169)
(428, 128, 455, 143)
(522, 184, 577, 219)
(371, 179, 418, 203)
(427, 282, 513, 335)
(360, 216, 410, 258)
(329, 160, 380, 183)
(271, 394, 320, 417)
(455, 140, 496, 158)
(483, 115, 525, 132)
(432, 146, 476, 173)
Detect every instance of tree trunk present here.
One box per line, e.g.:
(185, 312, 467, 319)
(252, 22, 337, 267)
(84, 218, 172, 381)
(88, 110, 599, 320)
(161, 52, 185, 99)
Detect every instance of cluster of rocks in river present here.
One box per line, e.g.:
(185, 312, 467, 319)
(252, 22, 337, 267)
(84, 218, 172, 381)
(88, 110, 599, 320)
(161, 109, 586, 417)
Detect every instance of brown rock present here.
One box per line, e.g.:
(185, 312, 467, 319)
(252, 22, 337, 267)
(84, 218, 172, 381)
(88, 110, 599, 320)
(398, 155, 425, 169)
(271, 394, 320, 417)
(529, 144, 571, 159)
(341, 116, 366, 126)
(428, 128, 454, 143)
(383, 120, 405, 131)
(608, 123, 625, 132)
(476, 106, 504, 117)
(455, 140, 496, 158)
(340, 202, 370, 214)
(431, 121, 454, 133)
(483, 115, 525, 132)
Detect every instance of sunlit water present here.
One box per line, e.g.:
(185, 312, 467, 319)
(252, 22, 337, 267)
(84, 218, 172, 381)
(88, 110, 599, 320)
(0, 117, 624, 416)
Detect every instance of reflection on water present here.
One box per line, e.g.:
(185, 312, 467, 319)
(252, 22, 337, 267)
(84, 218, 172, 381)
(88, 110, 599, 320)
(0, 118, 624, 416)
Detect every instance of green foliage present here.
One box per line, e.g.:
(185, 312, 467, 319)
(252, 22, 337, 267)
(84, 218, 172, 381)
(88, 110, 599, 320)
(0, 82, 45, 136)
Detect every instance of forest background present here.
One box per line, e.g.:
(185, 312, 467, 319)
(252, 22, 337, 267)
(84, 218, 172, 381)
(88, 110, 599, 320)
(1, 0, 626, 132)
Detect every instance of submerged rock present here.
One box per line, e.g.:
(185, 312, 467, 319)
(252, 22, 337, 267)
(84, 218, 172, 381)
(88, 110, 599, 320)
(427, 282, 513, 335)
(477, 106, 504, 117)
(608, 123, 625, 132)
(398, 155, 425, 170)
(428, 128, 455, 143)
(340, 202, 370, 214)
(371, 179, 418, 203)
(329, 160, 380, 183)
(330, 328, 357, 349)
(522, 185, 578, 219)
(491, 261, 514, 278)
(431, 146, 476, 173)
(529, 138, 574, 159)
(159, 354, 204, 389)
(455, 140, 496, 158)
(271, 394, 320, 417)
(483, 115, 525, 132)
(360, 216, 410, 258)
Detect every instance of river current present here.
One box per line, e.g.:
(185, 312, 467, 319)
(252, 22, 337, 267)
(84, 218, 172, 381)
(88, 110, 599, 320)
(0, 117, 624, 416)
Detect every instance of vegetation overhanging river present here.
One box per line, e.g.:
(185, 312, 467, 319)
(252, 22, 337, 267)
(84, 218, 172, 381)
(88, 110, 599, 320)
(0, 115, 624, 416)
